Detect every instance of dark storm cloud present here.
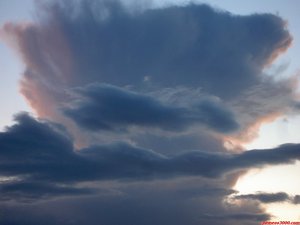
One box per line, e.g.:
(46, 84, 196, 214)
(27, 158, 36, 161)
(0, 113, 74, 159)
(0, 0, 292, 125)
(0, 0, 296, 160)
(0, 1, 297, 224)
(0, 182, 269, 225)
(1, 114, 300, 187)
(54, 0, 291, 99)
(63, 83, 239, 133)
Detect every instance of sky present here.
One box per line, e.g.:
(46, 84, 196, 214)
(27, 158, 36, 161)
(0, 0, 300, 224)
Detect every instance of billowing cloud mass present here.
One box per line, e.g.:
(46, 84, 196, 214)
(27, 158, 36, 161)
(2, 114, 300, 183)
(63, 83, 239, 133)
(0, 0, 299, 224)
(0, 113, 300, 224)
(0, 0, 293, 123)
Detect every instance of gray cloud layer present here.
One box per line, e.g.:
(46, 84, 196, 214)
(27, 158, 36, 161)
(0, 114, 276, 224)
(0, 180, 269, 225)
(1, 114, 300, 189)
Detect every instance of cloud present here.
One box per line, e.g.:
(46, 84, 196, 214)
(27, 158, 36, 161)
(0, 0, 296, 154)
(50, 1, 291, 98)
(0, 0, 298, 224)
(0, 113, 76, 165)
(235, 192, 290, 203)
(235, 192, 300, 205)
(0, 181, 95, 202)
(63, 83, 239, 133)
(0, 178, 270, 225)
(1, 114, 300, 188)
(131, 130, 227, 155)
(0, 0, 293, 132)
(0, 0, 295, 155)
(293, 195, 300, 204)
(225, 79, 296, 146)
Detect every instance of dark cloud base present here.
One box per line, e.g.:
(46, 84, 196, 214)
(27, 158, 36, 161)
(1, 113, 300, 198)
(0, 174, 270, 225)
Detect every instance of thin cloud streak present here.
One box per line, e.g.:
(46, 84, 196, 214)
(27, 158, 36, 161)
(235, 192, 300, 204)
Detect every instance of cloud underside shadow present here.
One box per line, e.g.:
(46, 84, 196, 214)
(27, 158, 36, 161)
(1, 114, 300, 198)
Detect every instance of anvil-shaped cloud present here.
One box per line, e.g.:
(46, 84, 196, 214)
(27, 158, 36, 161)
(0, 0, 299, 224)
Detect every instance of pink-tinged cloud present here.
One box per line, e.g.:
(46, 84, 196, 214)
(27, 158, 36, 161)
(0, 20, 73, 118)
